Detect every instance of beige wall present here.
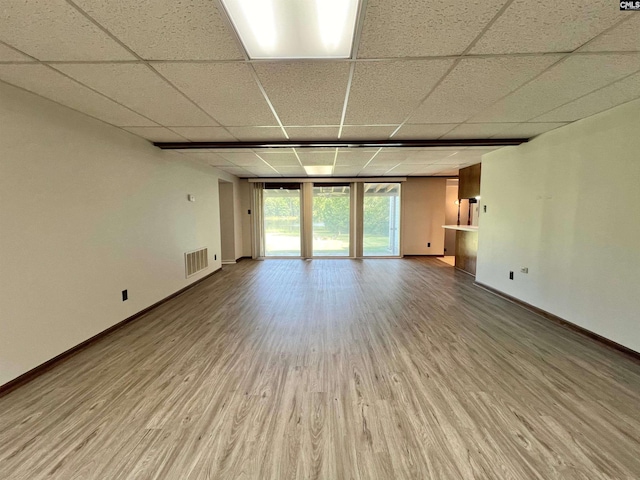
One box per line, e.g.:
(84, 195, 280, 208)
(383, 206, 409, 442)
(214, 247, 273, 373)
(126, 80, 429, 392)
(239, 179, 253, 258)
(401, 178, 447, 255)
(0, 82, 240, 386)
(219, 181, 236, 262)
(477, 98, 640, 352)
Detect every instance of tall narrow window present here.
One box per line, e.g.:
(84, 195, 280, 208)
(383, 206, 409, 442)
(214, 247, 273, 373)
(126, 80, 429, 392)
(263, 183, 301, 257)
(312, 184, 350, 257)
(363, 183, 400, 257)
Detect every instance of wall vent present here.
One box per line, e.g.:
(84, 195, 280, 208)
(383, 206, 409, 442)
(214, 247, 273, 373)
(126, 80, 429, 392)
(185, 247, 209, 278)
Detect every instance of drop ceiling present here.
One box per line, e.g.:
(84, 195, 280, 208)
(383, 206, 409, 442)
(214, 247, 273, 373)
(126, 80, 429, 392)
(0, 0, 638, 178)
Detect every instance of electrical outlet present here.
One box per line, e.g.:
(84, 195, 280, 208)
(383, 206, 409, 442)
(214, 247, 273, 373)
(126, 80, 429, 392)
(483, 205, 487, 213)
(248, 209, 251, 215)
(509, 271, 514, 280)
(520, 267, 529, 274)
(122, 289, 128, 301)
(214, 254, 217, 261)
(427, 242, 431, 248)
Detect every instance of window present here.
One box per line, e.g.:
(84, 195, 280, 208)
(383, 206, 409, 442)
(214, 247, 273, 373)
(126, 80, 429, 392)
(259, 181, 401, 258)
(363, 183, 400, 256)
(312, 184, 351, 257)
(263, 184, 301, 257)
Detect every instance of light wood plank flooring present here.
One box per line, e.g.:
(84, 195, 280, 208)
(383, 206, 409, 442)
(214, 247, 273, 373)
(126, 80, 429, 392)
(1, 258, 639, 479)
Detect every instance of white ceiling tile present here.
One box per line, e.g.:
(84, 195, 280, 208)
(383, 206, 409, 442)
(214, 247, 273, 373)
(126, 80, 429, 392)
(358, 167, 392, 176)
(441, 123, 518, 139)
(226, 127, 286, 141)
(434, 169, 460, 176)
(0, 43, 33, 62)
(285, 126, 340, 140)
(580, 17, 640, 52)
(340, 125, 396, 140)
(0, 0, 135, 61)
(123, 127, 187, 142)
(471, 0, 621, 54)
(385, 165, 419, 175)
(433, 152, 482, 165)
(494, 122, 568, 138)
(0, 64, 155, 126)
(274, 166, 306, 176)
(345, 59, 454, 124)
(168, 127, 236, 142)
(534, 71, 640, 122)
(335, 149, 379, 166)
(393, 124, 457, 139)
(204, 148, 254, 153)
(403, 150, 459, 163)
(218, 166, 252, 176)
(54, 63, 216, 126)
(183, 153, 235, 167)
(244, 167, 280, 176)
(333, 166, 363, 176)
(470, 54, 640, 123)
(409, 55, 564, 124)
(296, 151, 336, 166)
(72, 0, 243, 60)
(357, 0, 508, 58)
(153, 63, 277, 126)
(369, 151, 409, 165)
(409, 165, 454, 175)
(463, 146, 503, 152)
(217, 152, 266, 167)
(253, 62, 350, 125)
(257, 152, 301, 167)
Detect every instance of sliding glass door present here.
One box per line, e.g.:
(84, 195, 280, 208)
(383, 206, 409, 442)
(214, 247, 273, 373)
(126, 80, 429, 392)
(363, 183, 400, 256)
(260, 182, 399, 258)
(312, 184, 351, 257)
(263, 184, 301, 257)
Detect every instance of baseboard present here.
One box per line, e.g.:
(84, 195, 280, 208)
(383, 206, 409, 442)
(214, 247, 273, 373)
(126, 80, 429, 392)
(0, 267, 222, 397)
(222, 260, 236, 265)
(475, 282, 640, 362)
(455, 267, 475, 277)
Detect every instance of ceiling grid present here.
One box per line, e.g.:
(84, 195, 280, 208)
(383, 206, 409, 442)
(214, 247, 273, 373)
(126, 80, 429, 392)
(0, 0, 637, 177)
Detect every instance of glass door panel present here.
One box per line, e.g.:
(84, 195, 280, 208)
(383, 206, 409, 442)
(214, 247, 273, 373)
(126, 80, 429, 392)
(263, 185, 301, 256)
(312, 185, 350, 257)
(363, 183, 400, 256)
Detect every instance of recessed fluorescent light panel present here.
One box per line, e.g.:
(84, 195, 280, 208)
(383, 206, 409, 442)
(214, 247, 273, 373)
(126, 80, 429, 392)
(221, 0, 360, 59)
(304, 165, 333, 176)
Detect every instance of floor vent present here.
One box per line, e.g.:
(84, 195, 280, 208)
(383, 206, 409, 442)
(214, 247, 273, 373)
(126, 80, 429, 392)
(185, 247, 209, 278)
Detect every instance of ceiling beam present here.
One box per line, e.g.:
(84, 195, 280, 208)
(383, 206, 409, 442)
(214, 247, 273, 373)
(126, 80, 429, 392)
(153, 138, 528, 150)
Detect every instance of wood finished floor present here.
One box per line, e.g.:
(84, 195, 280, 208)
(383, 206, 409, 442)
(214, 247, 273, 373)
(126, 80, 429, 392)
(1, 258, 639, 479)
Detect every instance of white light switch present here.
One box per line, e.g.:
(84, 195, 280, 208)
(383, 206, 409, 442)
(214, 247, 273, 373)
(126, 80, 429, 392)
(188, 194, 196, 202)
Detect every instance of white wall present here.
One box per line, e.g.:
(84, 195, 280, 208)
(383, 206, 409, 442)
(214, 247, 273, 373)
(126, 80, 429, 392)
(0, 81, 239, 386)
(477, 99, 640, 352)
(401, 178, 447, 255)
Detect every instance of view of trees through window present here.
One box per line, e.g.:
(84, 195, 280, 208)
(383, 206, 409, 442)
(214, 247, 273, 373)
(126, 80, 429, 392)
(263, 187, 301, 256)
(263, 183, 400, 257)
(313, 185, 350, 256)
(363, 183, 400, 256)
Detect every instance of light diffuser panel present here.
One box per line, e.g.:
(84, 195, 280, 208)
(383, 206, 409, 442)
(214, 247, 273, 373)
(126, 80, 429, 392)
(220, 0, 360, 59)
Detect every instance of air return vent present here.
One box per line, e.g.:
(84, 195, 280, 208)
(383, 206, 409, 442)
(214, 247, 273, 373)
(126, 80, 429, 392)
(185, 247, 209, 278)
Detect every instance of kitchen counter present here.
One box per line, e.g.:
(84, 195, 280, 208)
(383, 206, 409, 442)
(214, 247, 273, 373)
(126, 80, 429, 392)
(442, 225, 479, 232)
